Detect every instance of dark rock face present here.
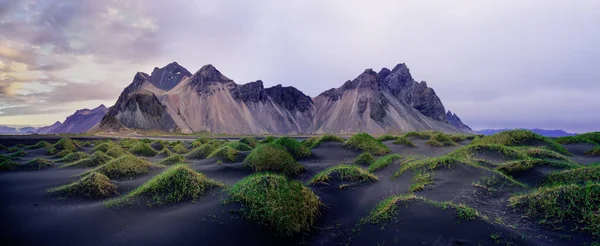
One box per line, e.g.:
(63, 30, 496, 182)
(189, 64, 234, 94)
(231, 80, 267, 103)
(446, 110, 472, 131)
(265, 84, 313, 112)
(149, 62, 192, 91)
(116, 91, 177, 131)
(379, 64, 447, 122)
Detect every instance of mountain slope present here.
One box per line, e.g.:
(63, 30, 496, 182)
(51, 105, 108, 133)
(36, 121, 62, 134)
(95, 62, 472, 135)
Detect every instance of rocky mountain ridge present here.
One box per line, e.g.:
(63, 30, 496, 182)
(94, 62, 472, 134)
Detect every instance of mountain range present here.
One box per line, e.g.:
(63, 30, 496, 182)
(33, 105, 108, 134)
(93, 62, 473, 134)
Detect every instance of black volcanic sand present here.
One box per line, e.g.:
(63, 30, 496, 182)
(1, 137, 598, 245)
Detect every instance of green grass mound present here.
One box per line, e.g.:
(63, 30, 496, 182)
(524, 148, 571, 161)
(28, 141, 52, 149)
(309, 164, 378, 184)
(158, 154, 185, 165)
(497, 159, 579, 175)
(260, 136, 277, 144)
(343, 133, 390, 155)
(585, 146, 600, 157)
(544, 164, 600, 185)
(402, 131, 436, 140)
(305, 134, 344, 148)
(474, 130, 570, 155)
(50, 172, 118, 198)
(376, 134, 398, 141)
(58, 152, 90, 163)
(186, 141, 226, 159)
(52, 137, 78, 152)
(394, 156, 463, 177)
(451, 144, 527, 160)
(192, 137, 212, 146)
(129, 142, 158, 157)
(0, 159, 18, 171)
(227, 173, 322, 236)
(156, 148, 174, 157)
(360, 194, 479, 225)
(9, 150, 27, 158)
(6, 147, 19, 153)
(393, 136, 415, 147)
(150, 141, 167, 151)
(425, 133, 457, 147)
(368, 154, 402, 172)
(87, 155, 158, 179)
(171, 143, 189, 154)
(239, 137, 258, 148)
(353, 152, 375, 166)
(168, 140, 182, 146)
(105, 146, 131, 158)
(24, 158, 54, 170)
(556, 132, 600, 145)
(509, 182, 600, 237)
(244, 143, 304, 176)
(63, 152, 113, 168)
(207, 146, 240, 162)
(93, 142, 116, 153)
(226, 141, 253, 151)
(119, 138, 139, 149)
(109, 165, 223, 207)
(139, 138, 152, 143)
(274, 137, 311, 158)
(53, 149, 74, 158)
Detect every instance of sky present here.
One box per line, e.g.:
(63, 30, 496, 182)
(0, 0, 599, 132)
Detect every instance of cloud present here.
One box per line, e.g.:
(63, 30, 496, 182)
(0, 106, 64, 117)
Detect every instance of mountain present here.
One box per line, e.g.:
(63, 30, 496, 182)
(477, 128, 576, 137)
(39, 105, 108, 134)
(95, 62, 472, 135)
(0, 125, 19, 135)
(36, 121, 62, 134)
(446, 111, 472, 131)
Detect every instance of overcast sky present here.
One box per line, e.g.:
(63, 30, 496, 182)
(0, 0, 599, 132)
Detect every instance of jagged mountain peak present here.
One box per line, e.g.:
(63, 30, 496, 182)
(188, 64, 233, 90)
(149, 61, 192, 91)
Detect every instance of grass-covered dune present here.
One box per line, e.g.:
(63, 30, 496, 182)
(50, 172, 118, 198)
(309, 164, 378, 184)
(274, 137, 311, 158)
(23, 158, 55, 170)
(158, 154, 185, 165)
(509, 182, 600, 237)
(58, 151, 90, 163)
(227, 173, 322, 236)
(244, 143, 304, 175)
(62, 152, 113, 168)
(107, 165, 223, 207)
(85, 155, 162, 179)
(239, 137, 258, 148)
(302, 134, 344, 148)
(556, 132, 600, 145)
(129, 142, 158, 157)
(343, 133, 390, 155)
(186, 140, 226, 159)
(473, 130, 570, 155)
(496, 159, 579, 175)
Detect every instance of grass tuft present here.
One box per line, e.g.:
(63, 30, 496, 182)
(544, 164, 600, 185)
(585, 146, 600, 157)
(108, 165, 223, 206)
(58, 151, 90, 163)
(305, 134, 344, 148)
(85, 155, 159, 179)
(353, 152, 375, 166)
(23, 158, 55, 170)
(239, 137, 258, 148)
(227, 173, 322, 236)
(260, 136, 277, 144)
(93, 142, 116, 153)
(9, 150, 27, 158)
(53, 149, 74, 158)
(158, 154, 185, 165)
(0, 159, 18, 171)
(105, 146, 131, 158)
(343, 133, 390, 155)
(244, 143, 304, 176)
(62, 152, 113, 168)
(50, 172, 118, 198)
(52, 138, 78, 152)
(524, 148, 571, 161)
(309, 164, 378, 184)
(393, 136, 415, 147)
(156, 148, 174, 157)
(226, 141, 253, 151)
(207, 146, 240, 162)
(274, 137, 311, 158)
(186, 141, 226, 159)
(509, 182, 600, 237)
(496, 159, 579, 175)
(368, 154, 402, 172)
(129, 142, 158, 157)
(425, 133, 457, 147)
(27, 141, 52, 149)
(474, 130, 570, 155)
(376, 134, 398, 142)
(171, 143, 189, 154)
(410, 170, 433, 192)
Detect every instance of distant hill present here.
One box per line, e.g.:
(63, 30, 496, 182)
(477, 128, 577, 137)
(95, 62, 473, 134)
(35, 105, 108, 134)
